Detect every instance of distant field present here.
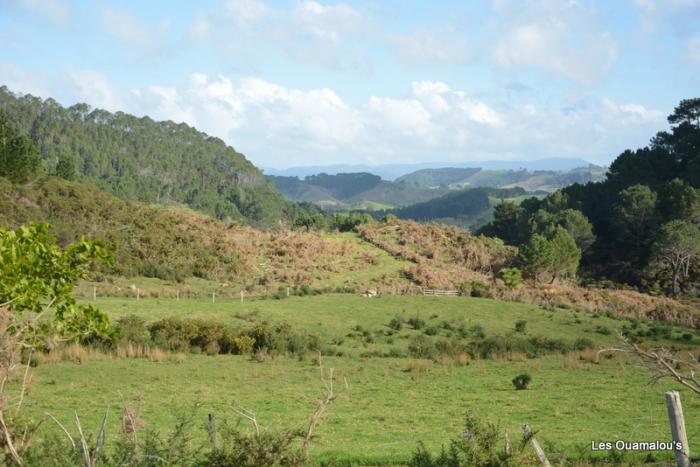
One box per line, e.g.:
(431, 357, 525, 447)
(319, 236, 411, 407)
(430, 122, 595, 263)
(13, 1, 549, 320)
(23, 295, 700, 464)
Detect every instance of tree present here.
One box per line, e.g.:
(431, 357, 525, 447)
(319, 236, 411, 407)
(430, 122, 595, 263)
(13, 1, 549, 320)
(659, 178, 700, 224)
(518, 234, 554, 282)
(519, 228, 580, 283)
(480, 201, 525, 245)
(0, 115, 41, 183)
(556, 209, 595, 253)
(0, 223, 114, 341)
(55, 154, 77, 181)
(668, 98, 700, 129)
(649, 220, 700, 297)
(613, 184, 658, 264)
(548, 226, 581, 280)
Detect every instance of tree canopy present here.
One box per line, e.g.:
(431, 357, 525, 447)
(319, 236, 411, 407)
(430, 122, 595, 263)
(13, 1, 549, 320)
(0, 86, 294, 227)
(477, 96, 700, 296)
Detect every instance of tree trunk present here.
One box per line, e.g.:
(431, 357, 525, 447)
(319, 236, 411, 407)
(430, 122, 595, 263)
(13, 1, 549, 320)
(671, 266, 678, 298)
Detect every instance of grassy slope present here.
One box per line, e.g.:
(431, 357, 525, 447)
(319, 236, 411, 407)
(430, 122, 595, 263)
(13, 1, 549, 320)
(26, 295, 700, 464)
(87, 295, 699, 353)
(1, 176, 414, 294)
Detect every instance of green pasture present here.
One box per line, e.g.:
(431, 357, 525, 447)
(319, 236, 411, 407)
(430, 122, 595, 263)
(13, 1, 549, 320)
(24, 295, 700, 464)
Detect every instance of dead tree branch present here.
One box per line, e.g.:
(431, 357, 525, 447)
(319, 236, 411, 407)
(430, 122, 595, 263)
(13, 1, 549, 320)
(599, 337, 700, 396)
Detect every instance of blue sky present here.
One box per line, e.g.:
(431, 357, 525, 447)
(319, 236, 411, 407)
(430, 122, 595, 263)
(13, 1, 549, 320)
(1, 0, 699, 168)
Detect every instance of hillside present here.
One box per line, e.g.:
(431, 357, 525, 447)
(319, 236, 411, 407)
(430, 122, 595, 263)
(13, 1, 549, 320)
(263, 157, 594, 180)
(267, 172, 448, 208)
(0, 176, 413, 293)
(0, 86, 292, 227)
(268, 167, 602, 218)
(396, 165, 606, 191)
(477, 98, 700, 295)
(389, 186, 528, 227)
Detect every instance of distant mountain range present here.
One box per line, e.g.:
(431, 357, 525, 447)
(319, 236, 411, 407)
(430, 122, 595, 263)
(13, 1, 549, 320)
(267, 165, 606, 210)
(262, 158, 598, 181)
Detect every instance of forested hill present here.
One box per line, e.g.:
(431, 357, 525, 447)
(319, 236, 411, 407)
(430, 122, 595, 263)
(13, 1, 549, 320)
(477, 98, 700, 296)
(0, 86, 292, 227)
(267, 172, 449, 208)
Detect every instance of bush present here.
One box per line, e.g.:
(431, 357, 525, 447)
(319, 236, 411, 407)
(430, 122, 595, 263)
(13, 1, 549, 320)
(595, 325, 612, 335)
(680, 333, 693, 342)
(514, 320, 527, 333)
(408, 335, 437, 359)
(114, 315, 151, 346)
(146, 318, 317, 357)
(512, 373, 531, 390)
(408, 412, 526, 466)
(407, 315, 426, 330)
(201, 424, 305, 467)
(388, 316, 403, 331)
(573, 338, 594, 351)
(458, 280, 491, 298)
(499, 267, 522, 290)
(233, 336, 255, 355)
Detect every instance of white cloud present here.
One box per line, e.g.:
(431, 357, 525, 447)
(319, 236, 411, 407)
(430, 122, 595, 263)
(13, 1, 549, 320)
(602, 98, 665, 123)
(0, 63, 669, 168)
(65, 69, 124, 112)
(102, 7, 170, 51)
(15, 0, 71, 27)
(492, 1, 619, 85)
(686, 36, 700, 66)
(390, 28, 469, 66)
(291, 0, 363, 43)
(188, 0, 370, 70)
(0, 62, 52, 97)
(225, 0, 272, 24)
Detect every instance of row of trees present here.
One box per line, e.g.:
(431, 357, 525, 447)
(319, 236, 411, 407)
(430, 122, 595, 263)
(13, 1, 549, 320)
(479, 98, 700, 296)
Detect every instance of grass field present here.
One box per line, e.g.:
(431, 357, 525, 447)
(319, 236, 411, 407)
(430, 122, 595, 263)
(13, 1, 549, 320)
(25, 295, 700, 464)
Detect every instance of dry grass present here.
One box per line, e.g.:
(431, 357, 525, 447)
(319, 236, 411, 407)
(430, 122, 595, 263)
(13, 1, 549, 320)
(405, 359, 432, 382)
(34, 344, 186, 365)
(357, 220, 517, 289)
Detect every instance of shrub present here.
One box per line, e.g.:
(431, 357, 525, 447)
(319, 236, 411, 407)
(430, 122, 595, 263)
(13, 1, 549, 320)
(512, 373, 531, 390)
(407, 315, 426, 330)
(408, 412, 526, 466)
(233, 336, 255, 355)
(595, 325, 612, 335)
(201, 424, 305, 467)
(514, 320, 527, 333)
(680, 333, 693, 342)
(573, 338, 594, 351)
(469, 325, 486, 339)
(469, 281, 491, 298)
(115, 315, 151, 346)
(408, 335, 436, 359)
(499, 267, 522, 290)
(388, 316, 403, 331)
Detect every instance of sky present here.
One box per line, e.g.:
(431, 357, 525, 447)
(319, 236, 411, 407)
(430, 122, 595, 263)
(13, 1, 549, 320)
(1, 0, 699, 168)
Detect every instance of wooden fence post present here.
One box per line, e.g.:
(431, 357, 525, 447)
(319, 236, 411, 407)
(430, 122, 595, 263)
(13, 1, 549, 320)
(208, 414, 217, 448)
(212, 292, 216, 304)
(522, 425, 551, 467)
(93, 286, 96, 301)
(286, 287, 290, 297)
(176, 289, 180, 301)
(240, 291, 244, 303)
(666, 391, 691, 467)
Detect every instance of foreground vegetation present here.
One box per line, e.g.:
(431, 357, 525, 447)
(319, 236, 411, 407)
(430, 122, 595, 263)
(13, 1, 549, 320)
(22, 334, 700, 464)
